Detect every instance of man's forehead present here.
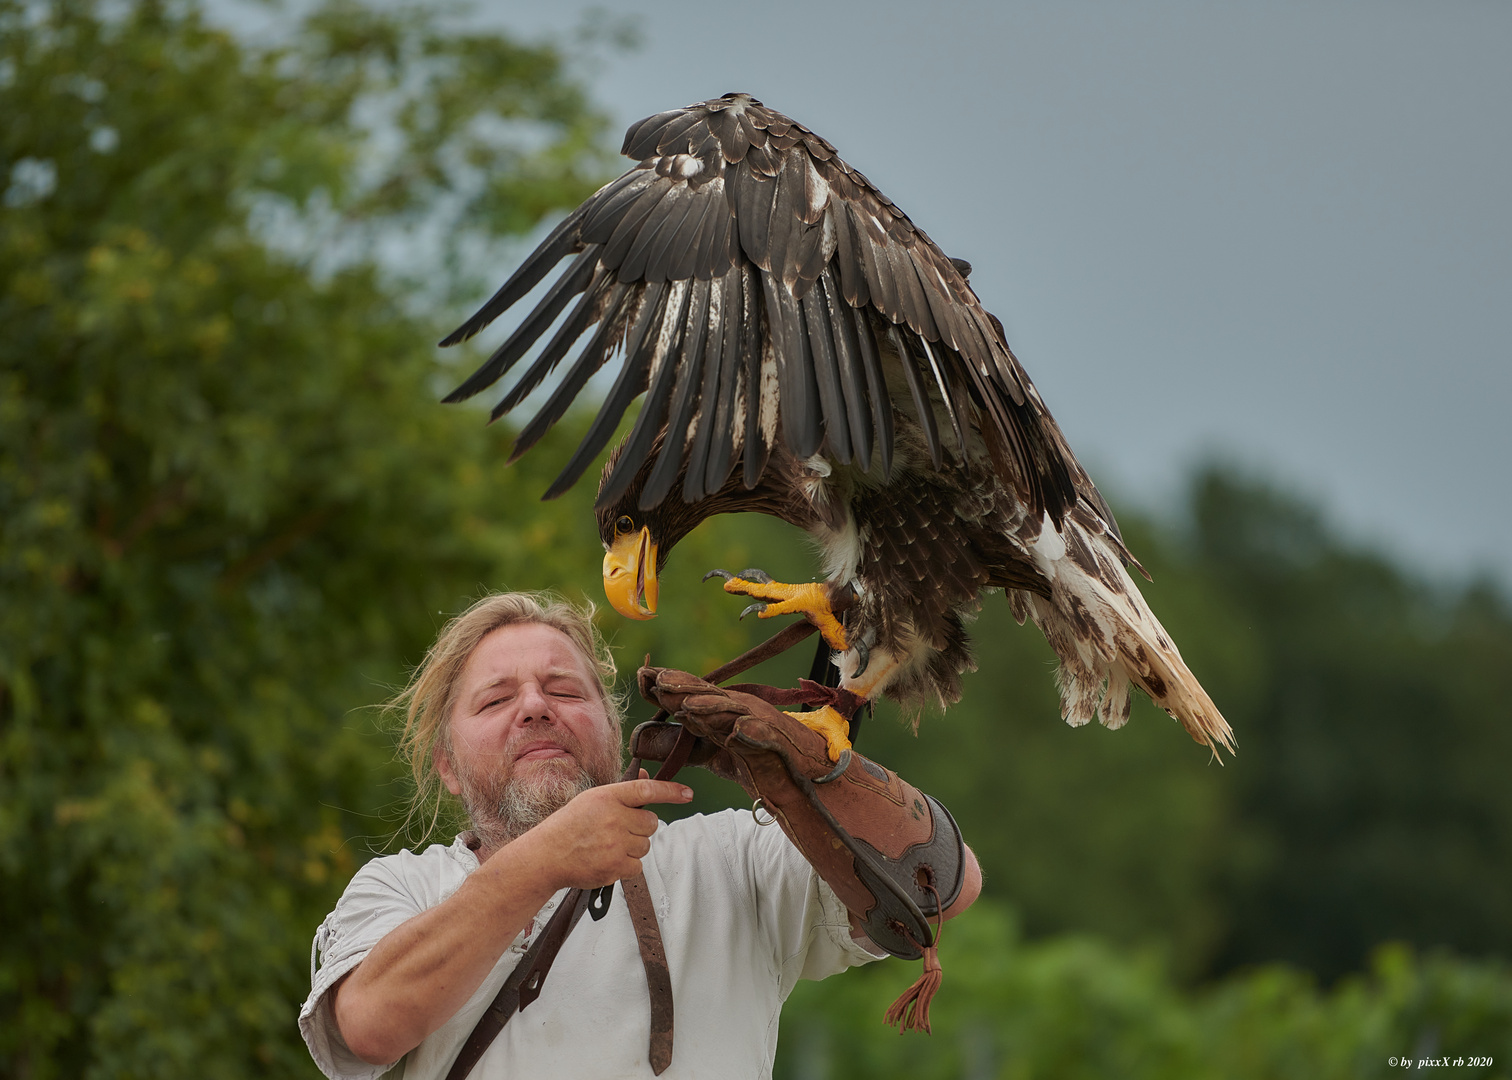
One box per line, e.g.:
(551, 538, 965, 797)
(463, 622, 597, 683)
(478, 665, 586, 688)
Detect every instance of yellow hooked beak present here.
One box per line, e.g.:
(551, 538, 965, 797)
(603, 526, 659, 620)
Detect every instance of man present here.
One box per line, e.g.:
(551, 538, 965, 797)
(300, 591, 980, 1079)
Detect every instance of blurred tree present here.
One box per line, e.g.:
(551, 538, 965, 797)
(1175, 468, 1512, 980)
(0, 0, 623, 1074)
(774, 900, 1512, 1080)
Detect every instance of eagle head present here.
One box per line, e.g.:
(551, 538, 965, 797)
(600, 508, 660, 620)
(594, 434, 698, 622)
(595, 432, 789, 622)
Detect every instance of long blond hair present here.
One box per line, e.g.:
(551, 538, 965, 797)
(390, 591, 624, 844)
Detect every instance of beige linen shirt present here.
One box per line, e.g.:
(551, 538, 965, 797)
(299, 808, 884, 1080)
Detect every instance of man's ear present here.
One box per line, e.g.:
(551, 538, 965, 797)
(433, 743, 463, 796)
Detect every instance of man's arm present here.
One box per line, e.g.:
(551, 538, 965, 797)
(331, 777, 692, 1066)
(943, 843, 983, 920)
(848, 842, 980, 943)
(634, 669, 981, 963)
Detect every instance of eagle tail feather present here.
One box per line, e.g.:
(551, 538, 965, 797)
(1022, 517, 1236, 759)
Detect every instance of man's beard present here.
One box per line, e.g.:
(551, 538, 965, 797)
(449, 727, 621, 850)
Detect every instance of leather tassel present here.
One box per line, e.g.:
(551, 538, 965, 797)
(883, 943, 942, 1034)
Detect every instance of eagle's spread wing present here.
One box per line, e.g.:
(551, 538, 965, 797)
(441, 93, 1087, 531)
(443, 93, 1234, 758)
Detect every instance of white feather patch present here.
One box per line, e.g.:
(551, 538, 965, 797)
(819, 516, 861, 582)
(728, 376, 746, 455)
(673, 154, 703, 178)
(803, 164, 830, 219)
(820, 208, 838, 263)
(758, 337, 779, 445)
(1032, 514, 1065, 564)
(645, 280, 687, 385)
(682, 281, 722, 451)
(799, 457, 833, 518)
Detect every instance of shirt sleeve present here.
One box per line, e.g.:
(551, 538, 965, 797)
(722, 810, 887, 999)
(298, 853, 440, 1080)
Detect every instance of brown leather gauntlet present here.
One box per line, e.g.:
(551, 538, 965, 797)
(634, 667, 964, 1030)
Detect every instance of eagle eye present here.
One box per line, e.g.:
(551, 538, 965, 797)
(616, 515, 635, 535)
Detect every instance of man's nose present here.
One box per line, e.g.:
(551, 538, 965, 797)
(516, 682, 554, 723)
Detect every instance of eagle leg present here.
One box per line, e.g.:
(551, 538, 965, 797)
(785, 704, 852, 762)
(707, 571, 848, 652)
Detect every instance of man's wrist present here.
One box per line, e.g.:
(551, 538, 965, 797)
(473, 829, 563, 913)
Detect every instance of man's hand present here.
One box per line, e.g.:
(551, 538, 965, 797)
(333, 773, 691, 1066)
(519, 773, 693, 891)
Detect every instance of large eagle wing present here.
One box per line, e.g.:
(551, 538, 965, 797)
(442, 93, 1091, 530)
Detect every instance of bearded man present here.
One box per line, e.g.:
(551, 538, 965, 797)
(299, 592, 980, 1079)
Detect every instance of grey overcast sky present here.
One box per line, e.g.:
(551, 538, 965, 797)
(231, 0, 1512, 585)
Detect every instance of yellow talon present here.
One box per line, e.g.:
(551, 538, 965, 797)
(724, 578, 848, 651)
(786, 705, 852, 762)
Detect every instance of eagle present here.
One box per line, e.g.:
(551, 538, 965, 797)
(439, 93, 1234, 763)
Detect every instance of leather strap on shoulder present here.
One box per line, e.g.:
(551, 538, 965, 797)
(442, 886, 590, 1080)
(441, 870, 676, 1078)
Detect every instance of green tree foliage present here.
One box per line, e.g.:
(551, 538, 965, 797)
(0, 0, 621, 1074)
(4, 1, 1511, 1075)
(1181, 471, 1512, 979)
(774, 902, 1512, 1080)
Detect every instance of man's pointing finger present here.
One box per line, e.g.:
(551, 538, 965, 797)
(615, 778, 694, 807)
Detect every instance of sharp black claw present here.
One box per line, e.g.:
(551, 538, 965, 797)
(738, 568, 773, 584)
(852, 638, 870, 679)
(739, 602, 767, 620)
(703, 569, 733, 583)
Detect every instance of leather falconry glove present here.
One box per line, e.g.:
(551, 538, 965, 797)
(633, 666, 967, 1033)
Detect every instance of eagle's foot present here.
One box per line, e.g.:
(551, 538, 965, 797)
(785, 704, 852, 762)
(705, 570, 847, 652)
